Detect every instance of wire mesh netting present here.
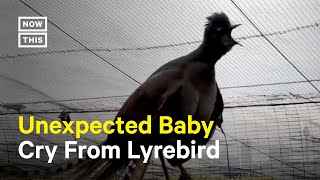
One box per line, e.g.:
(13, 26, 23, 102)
(1, 0, 320, 179)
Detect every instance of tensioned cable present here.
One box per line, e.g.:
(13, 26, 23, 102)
(218, 127, 231, 178)
(11, 79, 320, 105)
(230, 0, 320, 94)
(18, 95, 130, 105)
(19, 0, 141, 85)
(0, 74, 77, 111)
(215, 128, 316, 177)
(1, 22, 318, 60)
(1, 100, 319, 115)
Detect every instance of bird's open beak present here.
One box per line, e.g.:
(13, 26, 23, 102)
(231, 24, 242, 46)
(231, 24, 241, 30)
(235, 41, 243, 47)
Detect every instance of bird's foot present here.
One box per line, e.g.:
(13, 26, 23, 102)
(178, 164, 192, 180)
(178, 171, 192, 180)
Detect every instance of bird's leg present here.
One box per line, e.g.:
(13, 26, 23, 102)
(178, 164, 192, 180)
(159, 150, 170, 180)
(125, 152, 150, 180)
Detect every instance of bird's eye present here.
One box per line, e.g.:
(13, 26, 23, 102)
(217, 27, 223, 32)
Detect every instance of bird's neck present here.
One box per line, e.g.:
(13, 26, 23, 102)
(192, 42, 224, 65)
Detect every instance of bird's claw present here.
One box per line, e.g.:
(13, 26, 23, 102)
(179, 171, 192, 180)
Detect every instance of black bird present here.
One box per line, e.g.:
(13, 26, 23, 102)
(49, 12, 240, 180)
(103, 12, 240, 179)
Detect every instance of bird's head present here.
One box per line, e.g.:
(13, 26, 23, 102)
(203, 13, 241, 55)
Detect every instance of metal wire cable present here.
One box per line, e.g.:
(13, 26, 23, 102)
(19, 0, 141, 85)
(230, 0, 320, 95)
(215, 128, 316, 177)
(241, 0, 320, 75)
(1, 22, 318, 60)
(0, 75, 77, 111)
(219, 127, 231, 178)
(1, 100, 319, 115)
(5, 79, 318, 106)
